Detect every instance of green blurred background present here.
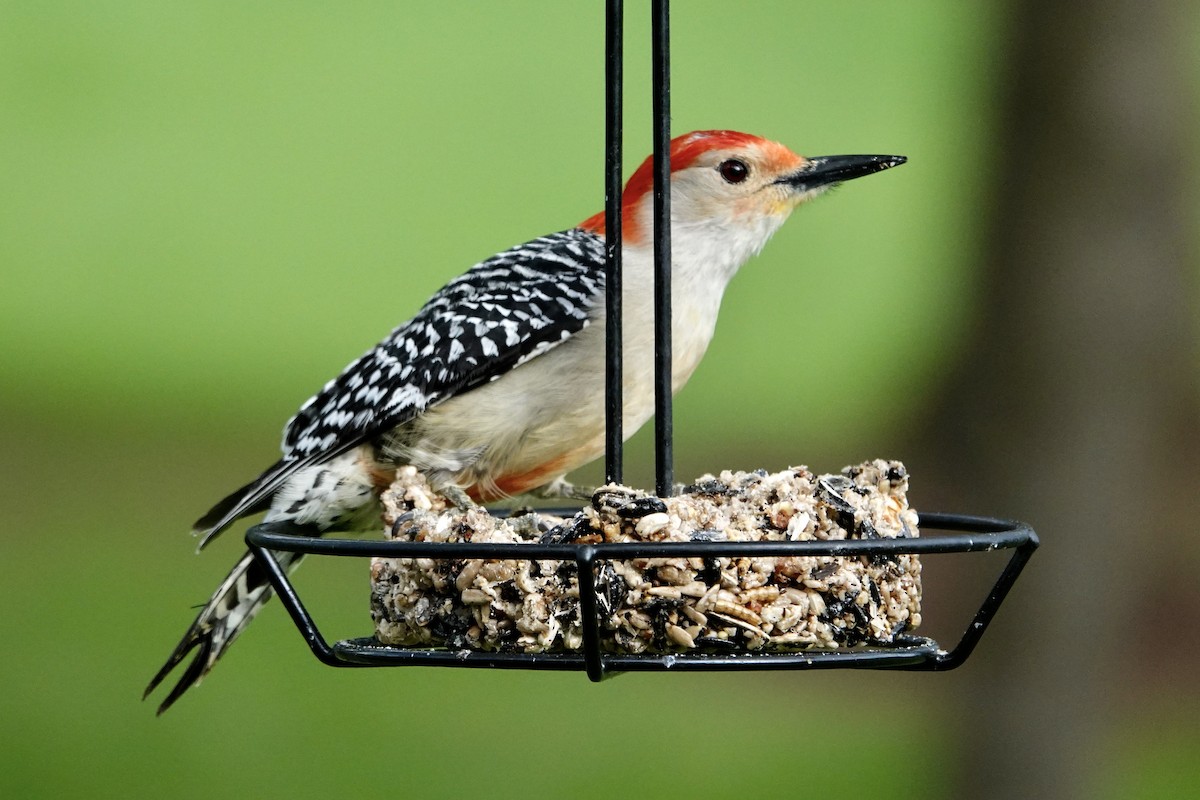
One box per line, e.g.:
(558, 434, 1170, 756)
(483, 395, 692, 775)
(2, 2, 1196, 798)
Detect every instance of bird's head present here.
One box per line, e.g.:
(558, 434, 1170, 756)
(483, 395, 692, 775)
(581, 130, 905, 263)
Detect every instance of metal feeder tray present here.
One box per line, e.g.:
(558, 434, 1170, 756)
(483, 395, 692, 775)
(246, 512, 1038, 681)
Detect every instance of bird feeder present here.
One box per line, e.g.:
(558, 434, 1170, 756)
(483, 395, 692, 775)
(245, 0, 1037, 680)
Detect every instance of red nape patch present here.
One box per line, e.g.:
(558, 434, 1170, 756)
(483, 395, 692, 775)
(578, 130, 769, 244)
(578, 208, 609, 236)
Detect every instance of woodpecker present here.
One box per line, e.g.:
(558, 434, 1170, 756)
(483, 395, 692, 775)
(146, 130, 904, 713)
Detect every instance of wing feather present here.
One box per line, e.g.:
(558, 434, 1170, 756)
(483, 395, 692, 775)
(194, 228, 606, 539)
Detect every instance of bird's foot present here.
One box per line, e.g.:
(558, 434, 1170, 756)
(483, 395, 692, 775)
(531, 478, 597, 502)
(440, 485, 482, 511)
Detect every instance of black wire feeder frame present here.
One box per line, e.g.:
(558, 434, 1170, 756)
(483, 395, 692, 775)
(246, 0, 1038, 681)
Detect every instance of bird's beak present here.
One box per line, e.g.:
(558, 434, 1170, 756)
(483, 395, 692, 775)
(779, 154, 906, 191)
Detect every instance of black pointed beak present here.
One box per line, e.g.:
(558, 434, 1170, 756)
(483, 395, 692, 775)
(780, 154, 906, 191)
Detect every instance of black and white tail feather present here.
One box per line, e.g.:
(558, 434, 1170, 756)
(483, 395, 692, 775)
(145, 229, 606, 713)
(144, 546, 302, 714)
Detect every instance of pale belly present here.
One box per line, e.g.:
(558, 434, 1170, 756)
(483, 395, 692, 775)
(389, 291, 721, 500)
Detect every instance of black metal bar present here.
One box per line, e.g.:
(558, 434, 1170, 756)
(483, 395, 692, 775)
(574, 546, 608, 681)
(604, 0, 624, 486)
(245, 532, 345, 668)
(589, 640, 939, 671)
(254, 532, 1029, 559)
(330, 637, 941, 672)
(651, 0, 673, 497)
(251, 513, 1030, 560)
(920, 529, 1040, 670)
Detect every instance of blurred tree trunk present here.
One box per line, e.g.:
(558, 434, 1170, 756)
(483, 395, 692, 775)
(910, 1, 1198, 797)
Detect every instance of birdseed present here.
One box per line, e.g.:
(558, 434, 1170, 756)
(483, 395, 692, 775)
(370, 460, 921, 653)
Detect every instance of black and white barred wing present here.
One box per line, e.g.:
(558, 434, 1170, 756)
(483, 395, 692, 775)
(194, 229, 606, 539)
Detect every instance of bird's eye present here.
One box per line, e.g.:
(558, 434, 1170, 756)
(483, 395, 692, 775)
(718, 159, 750, 184)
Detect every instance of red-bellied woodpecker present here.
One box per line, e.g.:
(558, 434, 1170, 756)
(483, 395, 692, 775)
(146, 130, 905, 712)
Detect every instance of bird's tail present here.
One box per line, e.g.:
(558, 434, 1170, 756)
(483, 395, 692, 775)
(144, 546, 302, 715)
